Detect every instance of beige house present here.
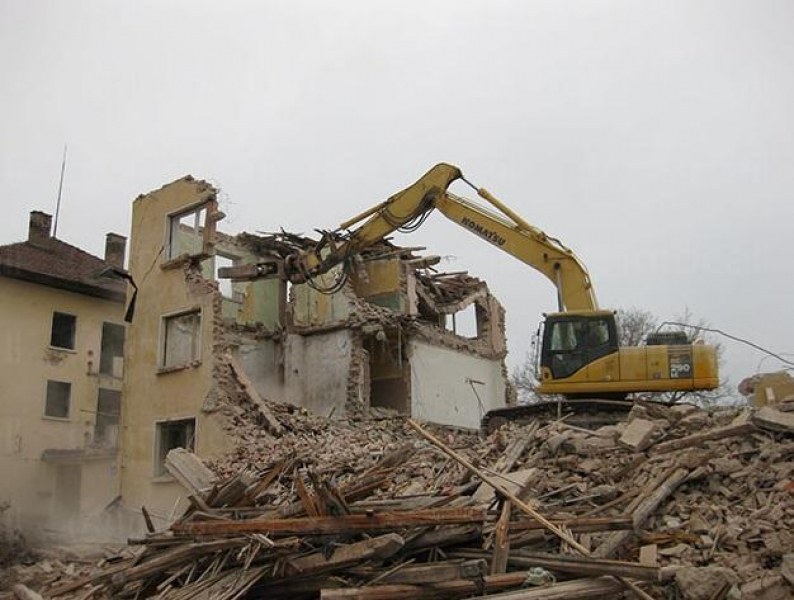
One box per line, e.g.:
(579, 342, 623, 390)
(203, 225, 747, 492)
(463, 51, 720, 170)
(0, 211, 127, 539)
(120, 177, 510, 528)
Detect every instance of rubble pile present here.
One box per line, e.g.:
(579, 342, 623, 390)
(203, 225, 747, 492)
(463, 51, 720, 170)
(37, 401, 794, 600)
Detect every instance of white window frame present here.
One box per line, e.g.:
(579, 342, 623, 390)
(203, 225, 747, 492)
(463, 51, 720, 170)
(159, 307, 202, 372)
(165, 203, 210, 262)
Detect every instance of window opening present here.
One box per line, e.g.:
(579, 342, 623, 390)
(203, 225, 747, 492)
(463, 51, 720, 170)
(155, 418, 196, 476)
(161, 311, 201, 369)
(215, 254, 236, 299)
(94, 389, 121, 446)
(50, 312, 76, 349)
(167, 206, 208, 260)
(100, 322, 125, 376)
(452, 303, 479, 339)
(45, 380, 71, 418)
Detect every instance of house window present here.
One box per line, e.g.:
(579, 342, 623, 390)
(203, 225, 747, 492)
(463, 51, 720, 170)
(154, 418, 196, 476)
(167, 206, 208, 260)
(100, 322, 125, 376)
(94, 389, 121, 446)
(45, 380, 71, 418)
(50, 312, 76, 349)
(161, 310, 201, 369)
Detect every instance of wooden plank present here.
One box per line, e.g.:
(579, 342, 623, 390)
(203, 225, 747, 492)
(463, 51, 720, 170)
(320, 575, 627, 600)
(378, 559, 487, 585)
(651, 417, 755, 455)
(472, 467, 537, 504)
(141, 505, 155, 533)
(508, 551, 660, 581)
(295, 473, 321, 517)
(172, 506, 487, 537)
(491, 501, 511, 574)
(401, 525, 481, 553)
(508, 515, 633, 533)
(494, 431, 534, 473)
(288, 533, 405, 575)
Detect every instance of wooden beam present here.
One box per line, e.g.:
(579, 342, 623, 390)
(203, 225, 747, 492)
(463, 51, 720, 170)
(287, 533, 405, 575)
(320, 575, 627, 600)
(491, 501, 511, 574)
(172, 506, 486, 537)
(377, 559, 487, 585)
(508, 551, 660, 581)
(508, 515, 633, 533)
(651, 418, 754, 455)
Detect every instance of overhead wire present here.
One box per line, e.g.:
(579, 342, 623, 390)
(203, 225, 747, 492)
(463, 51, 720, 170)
(657, 321, 794, 367)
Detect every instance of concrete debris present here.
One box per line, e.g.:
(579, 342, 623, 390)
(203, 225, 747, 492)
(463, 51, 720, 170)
(739, 371, 794, 408)
(674, 566, 739, 600)
(618, 418, 662, 452)
(163, 448, 217, 496)
(24, 401, 794, 599)
(753, 406, 794, 433)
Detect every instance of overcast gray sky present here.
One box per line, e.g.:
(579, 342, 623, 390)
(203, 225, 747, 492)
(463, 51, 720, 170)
(2, 1, 792, 392)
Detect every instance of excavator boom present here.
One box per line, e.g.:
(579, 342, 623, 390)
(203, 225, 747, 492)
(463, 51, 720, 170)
(286, 163, 597, 313)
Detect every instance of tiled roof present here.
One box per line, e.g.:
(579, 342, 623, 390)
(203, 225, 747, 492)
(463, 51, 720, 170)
(0, 237, 126, 302)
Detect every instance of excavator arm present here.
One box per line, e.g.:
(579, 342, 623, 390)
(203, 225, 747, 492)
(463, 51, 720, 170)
(273, 163, 598, 312)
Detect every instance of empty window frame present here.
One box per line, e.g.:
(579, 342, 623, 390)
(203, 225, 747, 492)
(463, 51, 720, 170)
(154, 418, 196, 476)
(45, 380, 71, 419)
(50, 312, 76, 349)
(214, 254, 236, 299)
(451, 303, 480, 339)
(161, 310, 201, 369)
(167, 205, 209, 260)
(94, 388, 121, 446)
(100, 322, 125, 376)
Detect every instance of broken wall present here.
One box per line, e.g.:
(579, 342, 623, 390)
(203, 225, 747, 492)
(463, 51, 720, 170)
(408, 339, 507, 429)
(122, 178, 243, 528)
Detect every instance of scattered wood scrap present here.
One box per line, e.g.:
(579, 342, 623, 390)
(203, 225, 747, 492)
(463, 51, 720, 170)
(37, 402, 794, 599)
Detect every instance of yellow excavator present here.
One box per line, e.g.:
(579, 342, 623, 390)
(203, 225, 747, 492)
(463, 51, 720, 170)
(224, 163, 718, 412)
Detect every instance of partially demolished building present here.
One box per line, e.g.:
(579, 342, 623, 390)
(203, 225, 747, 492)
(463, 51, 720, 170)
(121, 177, 510, 524)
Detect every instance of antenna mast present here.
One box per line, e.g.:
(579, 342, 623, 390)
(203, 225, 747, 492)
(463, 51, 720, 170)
(53, 144, 67, 238)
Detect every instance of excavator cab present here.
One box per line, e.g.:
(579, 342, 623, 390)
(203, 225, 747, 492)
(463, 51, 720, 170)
(539, 311, 619, 381)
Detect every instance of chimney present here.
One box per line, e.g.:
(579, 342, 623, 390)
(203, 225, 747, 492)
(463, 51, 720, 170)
(104, 233, 127, 269)
(28, 211, 52, 244)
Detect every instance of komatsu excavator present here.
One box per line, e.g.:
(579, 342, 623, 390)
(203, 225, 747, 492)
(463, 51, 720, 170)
(222, 164, 718, 420)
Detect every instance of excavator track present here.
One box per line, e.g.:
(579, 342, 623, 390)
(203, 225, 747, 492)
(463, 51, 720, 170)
(481, 398, 636, 433)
